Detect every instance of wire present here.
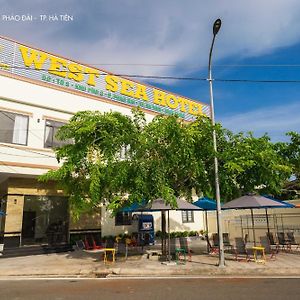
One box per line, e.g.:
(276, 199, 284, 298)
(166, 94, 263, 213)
(4, 64, 300, 83)
(83, 63, 176, 67)
(215, 79, 300, 83)
(13, 62, 300, 68)
(112, 74, 206, 81)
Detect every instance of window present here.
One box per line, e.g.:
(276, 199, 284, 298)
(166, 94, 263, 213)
(115, 212, 132, 226)
(182, 210, 194, 223)
(44, 119, 69, 148)
(0, 110, 28, 145)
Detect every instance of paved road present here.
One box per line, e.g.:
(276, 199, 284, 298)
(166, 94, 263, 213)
(0, 277, 299, 300)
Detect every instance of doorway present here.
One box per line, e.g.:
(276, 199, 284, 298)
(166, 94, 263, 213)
(21, 195, 69, 246)
(21, 211, 36, 240)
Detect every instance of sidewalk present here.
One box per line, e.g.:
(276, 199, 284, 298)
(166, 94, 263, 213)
(1, 248, 300, 278)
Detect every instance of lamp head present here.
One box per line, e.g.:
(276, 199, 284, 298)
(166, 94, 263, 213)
(213, 19, 222, 36)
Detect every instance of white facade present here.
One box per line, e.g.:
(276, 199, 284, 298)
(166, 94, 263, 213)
(101, 210, 204, 238)
(0, 36, 206, 244)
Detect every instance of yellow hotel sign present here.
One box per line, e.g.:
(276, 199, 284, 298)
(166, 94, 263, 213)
(0, 37, 210, 120)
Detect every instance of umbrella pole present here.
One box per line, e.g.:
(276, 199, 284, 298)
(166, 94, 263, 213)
(240, 216, 243, 241)
(161, 211, 166, 259)
(251, 209, 256, 246)
(205, 211, 210, 253)
(265, 208, 270, 237)
(168, 210, 171, 262)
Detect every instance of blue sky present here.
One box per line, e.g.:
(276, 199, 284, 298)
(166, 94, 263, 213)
(1, 0, 300, 141)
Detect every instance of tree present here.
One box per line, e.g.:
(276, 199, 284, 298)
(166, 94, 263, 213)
(39, 110, 140, 217)
(40, 109, 292, 215)
(220, 133, 292, 199)
(282, 132, 300, 180)
(275, 131, 300, 198)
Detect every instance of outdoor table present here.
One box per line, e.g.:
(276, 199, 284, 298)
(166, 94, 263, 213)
(252, 246, 266, 263)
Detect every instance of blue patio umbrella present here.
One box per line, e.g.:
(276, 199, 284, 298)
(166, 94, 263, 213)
(193, 197, 218, 252)
(121, 201, 146, 213)
(120, 198, 202, 261)
(193, 197, 218, 211)
(262, 195, 295, 208)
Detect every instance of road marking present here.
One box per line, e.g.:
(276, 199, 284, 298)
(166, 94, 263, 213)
(0, 275, 300, 281)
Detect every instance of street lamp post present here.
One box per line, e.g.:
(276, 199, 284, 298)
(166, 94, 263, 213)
(208, 18, 225, 267)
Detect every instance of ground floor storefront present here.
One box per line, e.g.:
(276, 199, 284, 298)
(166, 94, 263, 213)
(0, 177, 205, 252)
(0, 177, 102, 249)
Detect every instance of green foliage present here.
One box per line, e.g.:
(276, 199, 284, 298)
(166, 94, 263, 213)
(169, 230, 198, 238)
(277, 132, 300, 180)
(39, 108, 294, 215)
(220, 133, 292, 200)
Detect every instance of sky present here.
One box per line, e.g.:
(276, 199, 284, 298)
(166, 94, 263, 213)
(0, 0, 300, 141)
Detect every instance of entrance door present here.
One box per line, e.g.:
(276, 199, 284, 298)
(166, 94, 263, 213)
(22, 195, 69, 245)
(22, 211, 36, 239)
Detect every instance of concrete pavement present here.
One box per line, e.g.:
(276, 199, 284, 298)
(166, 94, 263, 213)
(1, 246, 300, 278)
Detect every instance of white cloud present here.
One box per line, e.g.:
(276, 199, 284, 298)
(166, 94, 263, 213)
(220, 102, 300, 141)
(1, 0, 300, 77)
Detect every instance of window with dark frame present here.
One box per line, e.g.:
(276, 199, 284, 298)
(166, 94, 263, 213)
(0, 110, 29, 145)
(115, 212, 132, 226)
(44, 119, 70, 148)
(182, 210, 194, 223)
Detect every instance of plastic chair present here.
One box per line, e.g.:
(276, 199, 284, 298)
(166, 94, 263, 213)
(277, 232, 291, 251)
(266, 232, 279, 253)
(286, 232, 299, 251)
(259, 236, 276, 260)
(234, 237, 251, 261)
(84, 235, 103, 250)
(84, 236, 94, 250)
(75, 240, 85, 250)
(244, 233, 249, 244)
(207, 233, 219, 254)
(116, 241, 128, 260)
(212, 233, 219, 247)
(179, 237, 192, 262)
(223, 233, 234, 252)
(92, 236, 104, 250)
